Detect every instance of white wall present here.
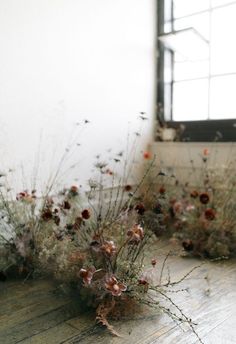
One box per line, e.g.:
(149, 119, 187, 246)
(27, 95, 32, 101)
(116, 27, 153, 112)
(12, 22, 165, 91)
(0, 0, 156, 192)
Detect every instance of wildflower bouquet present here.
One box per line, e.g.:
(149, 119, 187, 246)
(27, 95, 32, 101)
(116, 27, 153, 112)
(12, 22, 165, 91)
(0, 160, 202, 341)
(0, 117, 203, 341)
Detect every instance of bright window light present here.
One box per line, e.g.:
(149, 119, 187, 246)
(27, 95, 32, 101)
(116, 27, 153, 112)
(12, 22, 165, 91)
(163, 0, 236, 121)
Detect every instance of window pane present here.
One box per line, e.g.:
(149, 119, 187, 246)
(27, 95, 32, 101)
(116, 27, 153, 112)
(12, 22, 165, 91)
(174, 12, 210, 41)
(212, 0, 236, 7)
(173, 0, 210, 18)
(164, 83, 172, 121)
(173, 79, 209, 121)
(164, 0, 173, 33)
(164, 50, 172, 83)
(211, 4, 236, 74)
(210, 75, 236, 119)
(174, 60, 209, 80)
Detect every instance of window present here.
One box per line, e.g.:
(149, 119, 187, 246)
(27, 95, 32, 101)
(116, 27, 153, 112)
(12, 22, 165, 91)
(157, 0, 236, 141)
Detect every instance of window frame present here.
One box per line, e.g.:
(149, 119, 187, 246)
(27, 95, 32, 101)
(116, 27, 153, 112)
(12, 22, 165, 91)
(157, 0, 236, 142)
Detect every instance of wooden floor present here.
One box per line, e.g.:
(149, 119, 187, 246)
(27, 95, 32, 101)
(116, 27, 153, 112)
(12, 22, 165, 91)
(1, 240, 236, 344)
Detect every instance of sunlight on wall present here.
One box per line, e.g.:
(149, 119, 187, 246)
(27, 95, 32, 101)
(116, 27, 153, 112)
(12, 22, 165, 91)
(0, 0, 156, 192)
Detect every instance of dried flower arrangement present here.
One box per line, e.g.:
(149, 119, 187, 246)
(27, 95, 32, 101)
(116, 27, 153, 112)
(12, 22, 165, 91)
(142, 147, 236, 259)
(0, 116, 203, 342)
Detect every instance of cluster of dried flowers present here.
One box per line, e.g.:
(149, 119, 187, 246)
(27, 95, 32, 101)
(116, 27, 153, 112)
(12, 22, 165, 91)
(0, 152, 202, 341)
(142, 148, 236, 259)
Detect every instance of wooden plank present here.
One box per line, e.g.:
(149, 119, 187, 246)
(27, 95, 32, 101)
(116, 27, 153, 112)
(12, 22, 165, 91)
(17, 323, 83, 344)
(203, 312, 236, 343)
(0, 279, 57, 311)
(0, 294, 71, 332)
(0, 301, 84, 344)
(0, 280, 60, 317)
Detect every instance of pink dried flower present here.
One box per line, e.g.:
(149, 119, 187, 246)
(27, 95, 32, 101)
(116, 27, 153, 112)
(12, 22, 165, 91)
(105, 276, 127, 296)
(70, 185, 79, 196)
(16, 190, 36, 202)
(100, 240, 117, 257)
(127, 224, 144, 244)
(173, 201, 183, 214)
(186, 204, 195, 212)
(143, 151, 151, 160)
(79, 266, 96, 286)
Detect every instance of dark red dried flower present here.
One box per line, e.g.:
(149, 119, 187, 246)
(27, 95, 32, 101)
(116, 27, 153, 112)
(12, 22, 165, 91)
(16, 191, 36, 202)
(138, 278, 149, 286)
(199, 192, 210, 204)
(79, 266, 96, 285)
(135, 203, 146, 215)
(63, 201, 71, 210)
(204, 208, 216, 221)
(159, 186, 166, 194)
(16, 191, 27, 200)
(105, 169, 113, 176)
(100, 240, 117, 257)
(81, 209, 90, 220)
(105, 276, 127, 296)
(151, 258, 157, 267)
(182, 239, 194, 252)
(190, 190, 199, 198)
(127, 224, 144, 244)
(124, 185, 132, 192)
(41, 209, 53, 221)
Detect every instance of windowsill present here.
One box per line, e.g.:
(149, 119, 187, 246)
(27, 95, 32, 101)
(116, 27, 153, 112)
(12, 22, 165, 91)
(163, 119, 236, 142)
